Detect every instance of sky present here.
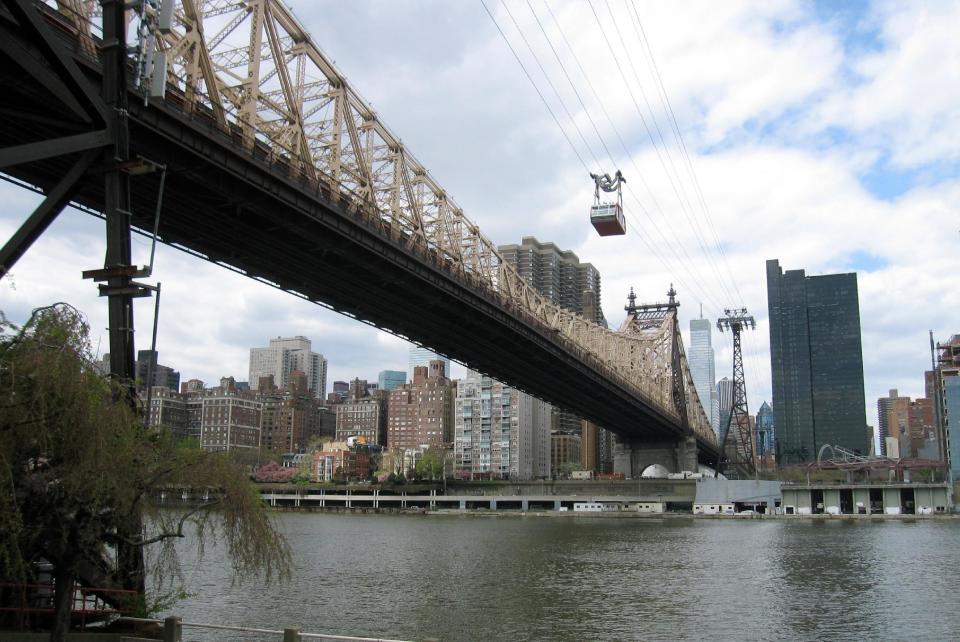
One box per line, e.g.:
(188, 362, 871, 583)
(1, 0, 958, 433)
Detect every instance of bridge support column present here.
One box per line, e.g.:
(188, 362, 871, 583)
(676, 435, 698, 474)
(521, 500, 529, 511)
(490, 499, 497, 510)
(459, 499, 466, 510)
(614, 436, 700, 477)
(554, 500, 561, 511)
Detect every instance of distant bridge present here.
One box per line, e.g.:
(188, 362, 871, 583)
(0, 0, 718, 468)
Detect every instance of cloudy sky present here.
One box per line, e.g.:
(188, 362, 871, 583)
(1, 0, 958, 433)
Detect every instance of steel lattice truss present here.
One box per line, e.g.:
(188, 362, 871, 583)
(47, 0, 716, 448)
(619, 309, 714, 444)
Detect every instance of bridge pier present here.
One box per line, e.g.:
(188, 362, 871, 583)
(614, 435, 699, 478)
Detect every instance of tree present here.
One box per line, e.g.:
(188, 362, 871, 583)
(0, 305, 291, 641)
(557, 461, 580, 479)
(253, 462, 297, 483)
(414, 448, 445, 481)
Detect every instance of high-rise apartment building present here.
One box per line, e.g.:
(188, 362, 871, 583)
(378, 370, 407, 392)
(249, 336, 327, 400)
(498, 236, 606, 326)
(387, 360, 455, 450)
(498, 236, 600, 444)
(408, 346, 450, 383)
(454, 371, 550, 480)
(689, 317, 718, 437)
(766, 259, 868, 463)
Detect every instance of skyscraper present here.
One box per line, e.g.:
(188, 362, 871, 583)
(766, 259, 868, 464)
(408, 346, 450, 383)
(716, 377, 733, 440)
(755, 401, 774, 457)
(689, 317, 718, 438)
(249, 336, 327, 400)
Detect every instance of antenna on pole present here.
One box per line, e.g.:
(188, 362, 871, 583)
(716, 308, 757, 478)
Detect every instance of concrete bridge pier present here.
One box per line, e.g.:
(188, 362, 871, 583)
(613, 435, 699, 478)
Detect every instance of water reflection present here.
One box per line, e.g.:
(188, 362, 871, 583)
(163, 514, 960, 641)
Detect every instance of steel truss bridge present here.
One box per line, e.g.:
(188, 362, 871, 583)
(0, 0, 719, 465)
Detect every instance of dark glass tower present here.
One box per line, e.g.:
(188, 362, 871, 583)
(766, 259, 868, 464)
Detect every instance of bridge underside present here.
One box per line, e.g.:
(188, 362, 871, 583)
(0, 5, 719, 465)
(613, 435, 702, 477)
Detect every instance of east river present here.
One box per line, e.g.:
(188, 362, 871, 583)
(161, 512, 960, 641)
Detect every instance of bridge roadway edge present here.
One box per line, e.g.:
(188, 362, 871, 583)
(0, 5, 718, 463)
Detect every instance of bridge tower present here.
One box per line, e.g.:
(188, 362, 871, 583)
(614, 285, 699, 477)
(717, 308, 756, 478)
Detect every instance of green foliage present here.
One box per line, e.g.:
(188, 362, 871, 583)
(0, 305, 291, 624)
(556, 461, 579, 479)
(413, 448, 445, 481)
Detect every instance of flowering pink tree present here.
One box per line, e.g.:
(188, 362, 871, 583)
(254, 462, 298, 483)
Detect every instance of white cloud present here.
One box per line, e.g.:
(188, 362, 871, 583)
(817, 1, 960, 168)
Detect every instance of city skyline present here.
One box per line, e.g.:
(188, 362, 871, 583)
(1, 1, 958, 433)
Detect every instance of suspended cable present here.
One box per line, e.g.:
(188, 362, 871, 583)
(598, 0, 738, 308)
(625, 1, 746, 306)
(527, 1, 726, 312)
(484, 0, 728, 317)
(534, 1, 728, 315)
(499, 0, 603, 169)
(479, 0, 590, 172)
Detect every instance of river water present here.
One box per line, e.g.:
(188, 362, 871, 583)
(162, 512, 960, 641)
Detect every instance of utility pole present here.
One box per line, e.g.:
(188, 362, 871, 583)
(717, 308, 756, 479)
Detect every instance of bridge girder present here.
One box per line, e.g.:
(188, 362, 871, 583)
(0, 0, 718, 461)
